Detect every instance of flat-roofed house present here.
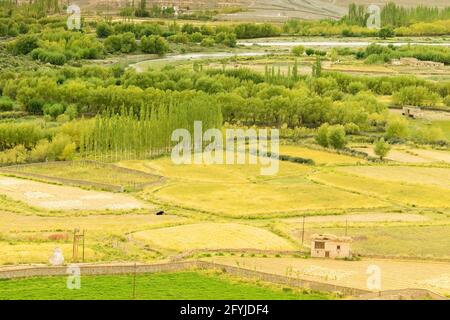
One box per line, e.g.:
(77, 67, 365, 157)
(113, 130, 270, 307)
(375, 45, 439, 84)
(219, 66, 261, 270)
(310, 234, 352, 259)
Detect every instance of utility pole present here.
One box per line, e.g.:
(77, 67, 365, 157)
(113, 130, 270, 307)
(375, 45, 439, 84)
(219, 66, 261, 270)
(301, 215, 305, 246)
(132, 262, 137, 299)
(72, 228, 85, 262)
(82, 230, 85, 263)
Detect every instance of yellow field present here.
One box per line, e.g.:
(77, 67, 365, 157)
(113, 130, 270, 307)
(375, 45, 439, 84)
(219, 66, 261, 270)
(133, 223, 296, 251)
(150, 181, 387, 216)
(311, 171, 450, 208)
(0, 242, 97, 265)
(279, 145, 365, 165)
(337, 166, 450, 189)
(0, 212, 183, 233)
(120, 158, 309, 183)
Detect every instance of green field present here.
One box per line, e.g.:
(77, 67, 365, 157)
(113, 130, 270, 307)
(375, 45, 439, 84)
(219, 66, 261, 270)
(0, 272, 329, 300)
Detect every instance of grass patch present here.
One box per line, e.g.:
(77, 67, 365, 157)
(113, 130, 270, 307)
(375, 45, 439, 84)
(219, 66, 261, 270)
(0, 271, 330, 300)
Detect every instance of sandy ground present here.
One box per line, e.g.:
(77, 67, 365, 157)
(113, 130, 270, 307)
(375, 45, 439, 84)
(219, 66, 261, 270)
(0, 177, 148, 211)
(207, 256, 450, 295)
(390, 109, 450, 121)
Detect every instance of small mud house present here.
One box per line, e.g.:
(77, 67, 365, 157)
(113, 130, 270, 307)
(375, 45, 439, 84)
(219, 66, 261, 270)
(310, 234, 352, 259)
(402, 106, 423, 119)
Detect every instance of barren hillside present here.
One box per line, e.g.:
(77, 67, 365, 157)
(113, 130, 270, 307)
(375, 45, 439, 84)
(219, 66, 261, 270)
(74, 0, 450, 21)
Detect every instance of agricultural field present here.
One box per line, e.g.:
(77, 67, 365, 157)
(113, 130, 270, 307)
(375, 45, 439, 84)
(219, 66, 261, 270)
(1, 161, 162, 191)
(206, 256, 450, 295)
(0, 271, 330, 300)
(0, 176, 148, 210)
(132, 222, 296, 251)
(1, 0, 450, 303)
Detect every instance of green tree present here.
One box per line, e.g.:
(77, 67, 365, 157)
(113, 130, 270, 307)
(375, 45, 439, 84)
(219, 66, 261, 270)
(378, 27, 395, 39)
(327, 125, 346, 149)
(96, 22, 113, 38)
(316, 123, 329, 147)
(374, 138, 391, 160)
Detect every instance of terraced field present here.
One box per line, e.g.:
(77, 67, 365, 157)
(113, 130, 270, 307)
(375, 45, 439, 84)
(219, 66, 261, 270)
(133, 223, 296, 251)
(206, 256, 450, 295)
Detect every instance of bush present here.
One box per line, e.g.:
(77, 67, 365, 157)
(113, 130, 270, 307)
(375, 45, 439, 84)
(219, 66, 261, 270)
(96, 22, 113, 38)
(347, 81, 366, 94)
(292, 45, 305, 56)
(29, 139, 50, 162)
(344, 122, 360, 134)
(31, 48, 67, 65)
(444, 95, 450, 107)
(9, 34, 38, 55)
(305, 48, 315, 56)
(385, 118, 408, 141)
(0, 96, 14, 111)
(140, 35, 169, 55)
(316, 123, 329, 147)
(104, 35, 122, 53)
(26, 99, 45, 114)
(374, 138, 391, 160)
(201, 37, 215, 47)
(104, 33, 137, 53)
(327, 125, 346, 149)
(43, 103, 65, 119)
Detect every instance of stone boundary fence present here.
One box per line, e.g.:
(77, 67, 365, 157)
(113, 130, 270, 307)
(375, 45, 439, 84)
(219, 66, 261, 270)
(170, 248, 307, 261)
(0, 160, 165, 192)
(0, 261, 447, 299)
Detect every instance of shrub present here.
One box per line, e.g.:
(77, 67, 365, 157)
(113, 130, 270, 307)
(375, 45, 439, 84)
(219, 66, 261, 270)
(0, 96, 14, 111)
(292, 45, 305, 56)
(347, 81, 366, 94)
(327, 125, 346, 149)
(444, 95, 450, 107)
(9, 34, 39, 55)
(104, 35, 122, 53)
(31, 48, 67, 65)
(316, 123, 329, 147)
(29, 139, 50, 162)
(374, 138, 391, 160)
(305, 48, 315, 56)
(344, 122, 360, 134)
(96, 22, 113, 38)
(385, 118, 408, 141)
(201, 37, 215, 47)
(43, 103, 65, 119)
(140, 35, 169, 55)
